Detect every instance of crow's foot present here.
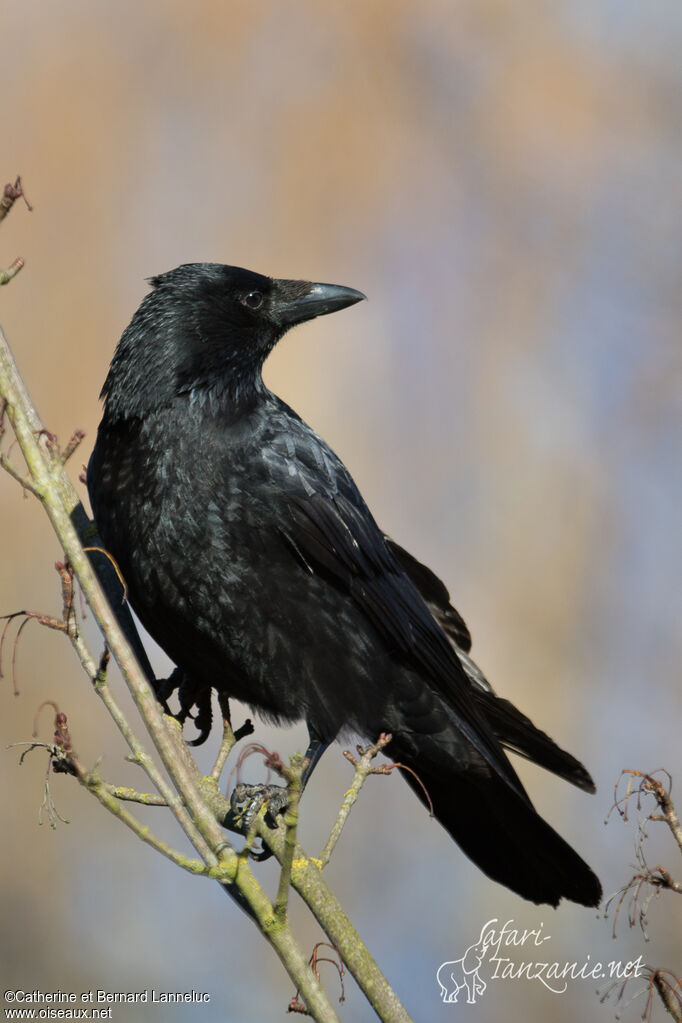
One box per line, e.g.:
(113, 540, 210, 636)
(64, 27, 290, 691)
(154, 667, 214, 746)
(230, 781, 290, 831)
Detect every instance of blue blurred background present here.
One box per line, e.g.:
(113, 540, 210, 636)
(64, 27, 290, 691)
(1, 2, 680, 1020)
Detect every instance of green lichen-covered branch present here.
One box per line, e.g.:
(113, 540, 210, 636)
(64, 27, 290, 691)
(199, 774, 413, 1023)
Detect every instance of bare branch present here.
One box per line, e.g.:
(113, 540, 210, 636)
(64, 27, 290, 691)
(602, 768, 682, 1022)
(0, 448, 40, 493)
(274, 753, 305, 923)
(600, 965, 682, 1023)
(290, 943, 346, 1016)
(0, 176, 31, 287)
(0, 257, 25, 285)
(60, 428, 86, 464)
(0, 176, 32, 221)
(609, 769, 682, 854)
(75, 759, 209, 877)
(652, 969, 682, 1023)
(210, 692, 254, 781)
(319, 732, 393, 868)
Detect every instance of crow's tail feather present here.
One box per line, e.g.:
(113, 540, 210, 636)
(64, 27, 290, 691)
(394, 746, 602, 908)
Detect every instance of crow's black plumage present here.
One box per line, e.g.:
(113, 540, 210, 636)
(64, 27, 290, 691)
(88, 263, 601, 908)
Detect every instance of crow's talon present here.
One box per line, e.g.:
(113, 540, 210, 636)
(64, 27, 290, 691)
(154, 668, 214, 746)
(230, 782, 290, 831)
(248, 840, 274, 862)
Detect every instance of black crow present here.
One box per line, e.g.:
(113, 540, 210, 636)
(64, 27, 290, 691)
(88, 263, 601, 908)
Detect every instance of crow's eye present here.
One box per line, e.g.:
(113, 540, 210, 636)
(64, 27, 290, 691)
(243, 291, 263, 309)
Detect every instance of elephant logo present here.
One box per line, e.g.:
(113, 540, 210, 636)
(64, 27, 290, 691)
(436, 922, 491, 1004)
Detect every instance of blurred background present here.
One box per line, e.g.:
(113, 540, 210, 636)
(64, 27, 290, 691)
(1, 2, 680, 1021)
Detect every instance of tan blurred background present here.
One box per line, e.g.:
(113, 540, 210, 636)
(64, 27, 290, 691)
(1, 2, 681, 1021)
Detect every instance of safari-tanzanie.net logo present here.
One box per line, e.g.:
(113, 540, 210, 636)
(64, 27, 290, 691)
(436, 918, 643, 1004)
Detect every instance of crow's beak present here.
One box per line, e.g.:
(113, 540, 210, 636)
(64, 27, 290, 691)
(275, 281, 367, 327)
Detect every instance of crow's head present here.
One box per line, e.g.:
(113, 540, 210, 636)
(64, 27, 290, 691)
(100, 263, 365, 420)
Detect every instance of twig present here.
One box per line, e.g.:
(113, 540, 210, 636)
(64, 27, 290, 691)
(74, 759, 209, 877)
(0, 610, 69, 694)
(652, 969, 682, 1022)
(211, 694, 238, 780)
(319, 732, 393, 868)
(274, 754, 305, 923)
(603, 842, 675, 941)
(81, 547, 128, 602)
(0, 177, 30, 287)
(602, 768, 682, 1022)
(210, 716, 240, 781)
(0, 257, 25, 286)
(605, 769, 682, 940)
(60, 429, 85, 464)
(600, 966, 682, 1023)
(609, 769, 682, 854)
(0, 448, 40, 493)
(654, 866, 682, 895)
(0, 176, 32, 222)
(290, 943, 346, 1015)
(103, 784, 168, 806)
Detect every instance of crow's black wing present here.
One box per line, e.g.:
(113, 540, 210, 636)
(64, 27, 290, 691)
(471, 690, 596, 792)
(384, 538, 473, 652)
(384, 536, 596, 793)
(285, 490, 526, 796)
